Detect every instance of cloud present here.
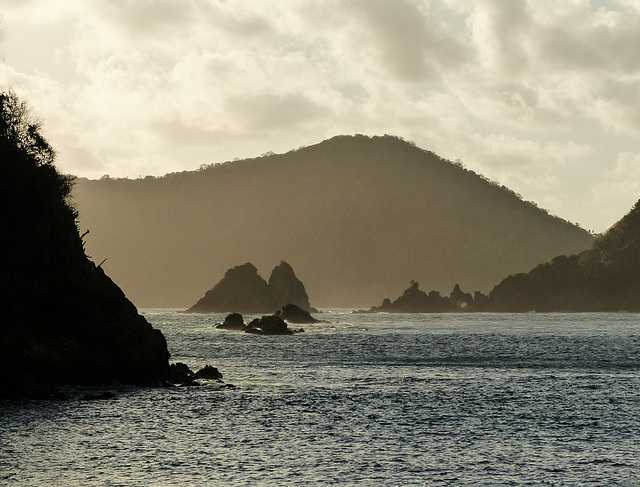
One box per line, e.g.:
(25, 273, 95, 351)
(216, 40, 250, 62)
(2, 0, 640, 231)
(350, 0, 468, 82)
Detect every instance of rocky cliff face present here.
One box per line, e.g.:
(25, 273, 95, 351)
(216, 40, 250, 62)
(185, 261, 312, 313)
(185, 263, 274, 313)
(0, 92, 171, 398)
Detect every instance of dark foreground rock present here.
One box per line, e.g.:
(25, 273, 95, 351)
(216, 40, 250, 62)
(0, 92, 171, 399)
(185, 261, 313, 314)
(169, 363, 228, 386)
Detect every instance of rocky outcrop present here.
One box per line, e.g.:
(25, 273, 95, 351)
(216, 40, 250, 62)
(269, 262, 312, 311)
(275, 304, 320, 323)
(366, 281, 488, 313)
(215, 313, 247, 331)
(367, 198, 640, 313)
(169, 363, 228, 386)
(0, 92, 172, 399)
(185, 261, 313, 313)
(246, 315, 304, 335)
(185, 263, 273, 314)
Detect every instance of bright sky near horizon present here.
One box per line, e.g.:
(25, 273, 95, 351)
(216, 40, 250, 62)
(1, 0, 640, 232)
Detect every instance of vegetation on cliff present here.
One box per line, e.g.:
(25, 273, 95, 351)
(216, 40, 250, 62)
(370, 199, 640, 313)
(487, 199, 640, 312)
(0, 92, 171, 398)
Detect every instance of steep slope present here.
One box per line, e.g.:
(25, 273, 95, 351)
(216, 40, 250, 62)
(488, 199, 640, 312)
(73, 135, 593, 308)
(0, 92, 171, 398)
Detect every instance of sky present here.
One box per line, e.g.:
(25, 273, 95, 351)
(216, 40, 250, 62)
(1, 0, 640, 233)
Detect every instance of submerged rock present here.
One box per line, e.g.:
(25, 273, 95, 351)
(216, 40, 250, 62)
(80, 391, 116, 401)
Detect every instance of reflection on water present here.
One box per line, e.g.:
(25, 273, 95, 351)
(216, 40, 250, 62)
(2, 311, 640, 486)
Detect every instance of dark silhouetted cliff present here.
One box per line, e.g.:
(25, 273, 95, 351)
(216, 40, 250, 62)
(73, 134, 593, 308)
(0, 92, 171, 398)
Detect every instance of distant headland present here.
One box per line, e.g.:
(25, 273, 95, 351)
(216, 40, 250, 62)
(366, 198, 640, 313)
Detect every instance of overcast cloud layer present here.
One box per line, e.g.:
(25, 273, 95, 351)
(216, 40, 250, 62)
(2, 0, 640, 232)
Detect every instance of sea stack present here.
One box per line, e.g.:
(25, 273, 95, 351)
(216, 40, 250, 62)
(269, 262, 312, 311)
(185, 261, 312, 313)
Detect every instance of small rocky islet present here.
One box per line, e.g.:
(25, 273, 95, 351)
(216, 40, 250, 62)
(184, 261, 315, 314)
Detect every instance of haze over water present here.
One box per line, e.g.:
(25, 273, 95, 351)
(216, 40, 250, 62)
(2, 310, 639, 486)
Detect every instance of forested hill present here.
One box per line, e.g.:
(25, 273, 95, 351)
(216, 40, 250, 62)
(487, 198, 640, 312)
(73, 134, 593, 308)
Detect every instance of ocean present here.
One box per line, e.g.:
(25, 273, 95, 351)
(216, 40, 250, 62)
(2, 310, 640, 486)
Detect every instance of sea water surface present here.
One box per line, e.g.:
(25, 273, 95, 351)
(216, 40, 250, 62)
(2, 311, 640, 486)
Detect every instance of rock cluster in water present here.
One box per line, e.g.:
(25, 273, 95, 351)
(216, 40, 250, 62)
(185, 262, 313, 313)
(169, 363, 234, 388)
(365, 281, 488, 313)
(215, 304, 317, 335)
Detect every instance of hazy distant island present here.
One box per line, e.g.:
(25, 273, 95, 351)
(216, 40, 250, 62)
(184, 261, 315, 314)
(368, 198, 640, 313)
(73, 134, 593, 309)
(0, 92, 171, 398)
